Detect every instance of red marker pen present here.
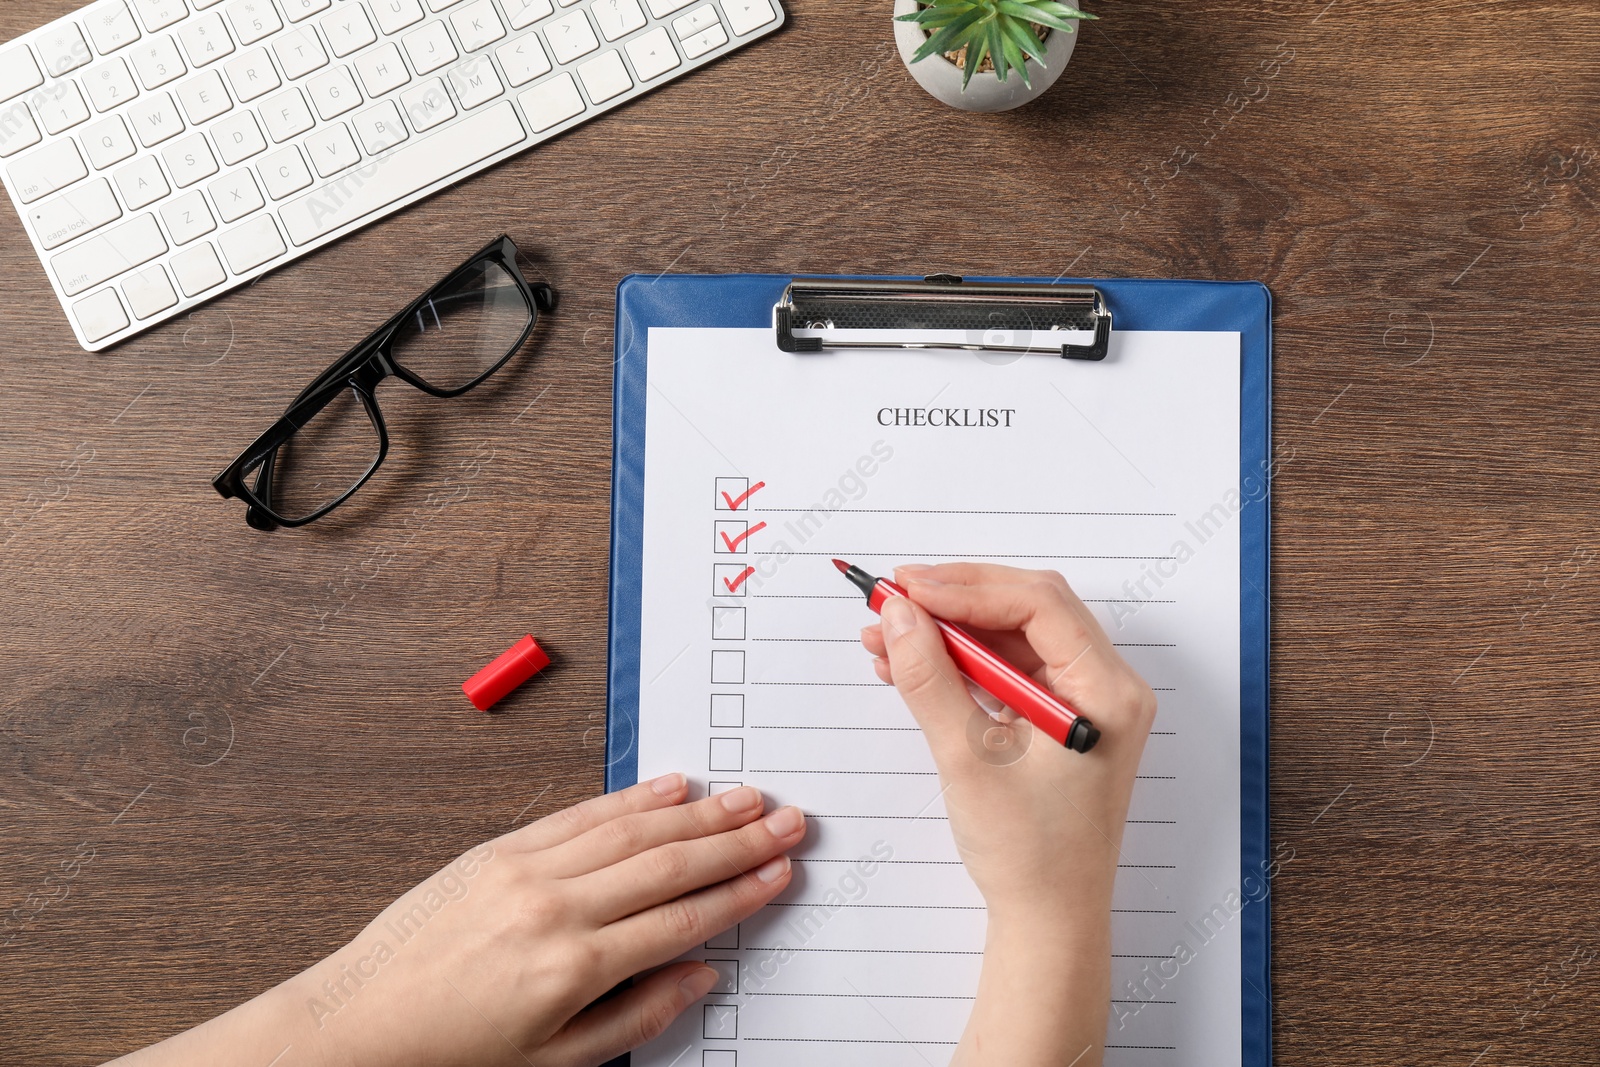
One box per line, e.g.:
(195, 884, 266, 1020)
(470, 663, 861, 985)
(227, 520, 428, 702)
(834, 559, 1100, 753)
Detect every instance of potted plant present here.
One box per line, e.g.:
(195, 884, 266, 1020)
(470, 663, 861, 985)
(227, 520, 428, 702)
(893, 0, 1094, 113)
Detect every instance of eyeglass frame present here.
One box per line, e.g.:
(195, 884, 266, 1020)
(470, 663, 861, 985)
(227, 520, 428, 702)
(212, 235, 557, 531)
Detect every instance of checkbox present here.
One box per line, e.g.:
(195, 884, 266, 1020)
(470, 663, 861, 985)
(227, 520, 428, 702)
(706, 959, 739, 994)
(706, 923, 740, 950)
(713, 606, 746, 641)
(715, 477, 749, 511)
(714, 520, 749, 554)
(710, 694, 745, 728)
(714, 563, 752, 597)
(703, 1004, 739, 1040)
(709, 737, 744, 772)
(707, 780, 743, 794)
(710, 650, 744, 684)
(703, 1051, 736, 1066)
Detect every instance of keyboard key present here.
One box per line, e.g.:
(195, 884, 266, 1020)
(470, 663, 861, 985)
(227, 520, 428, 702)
(355, 42, 409, 97)
(0, 102, 43, 158)
(209, 167, 264, 221)
(308, 66, 361, 119)
(278, 99, 523, 245)
(159, 188, 216, 242)
(225, 0, 283, 44)
(495, 36, 550, 87)
(131, 0, 188, 33)
(680, 22, 725, 59)
(84, 57, 140, 111)
(212, 109, 266, 163)
(52, 212, 166, 294)
(29, 177, 122, 248)
(304, 120, 359, 176)
(85, 2, 143, 54)
(576, 50, 629, 103)
(218, 213, 284, 272)
(113, 154, 168, 207)
(38, 81, 92, 135)
(176, 68, 232, 123)
(259, 86, 314, 140)
(517, 70, 582, 131)
(281, 0, 335, 22)
(39, 25, 93, 77)
(546, 10, 598, 63)
(6, 139, 88, 202)
(425, 0, 464, 10)
(399, 78, 454, 131)
(626, 26, 679, 81)
(448, 58, 503, 108)
(171, 241, 226, 294)
(450, 0, 506, 51)
(504, 0, 553, 30)
(130, 35, 186, 88)
(672, 5, 718, 38)
(257, 143, 312, 197)
(224, 48, 281, 101)
(645, 0, 695, 16)
(592, 0, 644, 42)
(121, 263, 178, 317)
(82, 114, 137, 168)
(128, 90, 184, 145)
(351, 99, 407, 153)
(274, 27, 329, 78)
(402, 22, 457, 74)
(723, 0, 775, 36)
(161, 131, 218, 186)
(0, 45, 46, 104)
(73, 287, 129, 342)
(178, 12, 236, 67)
(372, 0, 424, 35)
(322, 4, 378, 56)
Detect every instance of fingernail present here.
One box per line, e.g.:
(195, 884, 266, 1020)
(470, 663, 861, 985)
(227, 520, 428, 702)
(679, 966, 717, 999)
(904, 576, 943, 588)
(754, 855, 791, 883)
(649, 772, 685, 796)
(763, 805, 804, 837)
(897, 564, 932, 573)
(860, 624, 880, 641)
(720, 786, 762, 813)
(880, 596, 915, 638)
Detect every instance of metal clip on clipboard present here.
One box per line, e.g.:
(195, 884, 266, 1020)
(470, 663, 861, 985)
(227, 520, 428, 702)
(774, 275, 1112, 361)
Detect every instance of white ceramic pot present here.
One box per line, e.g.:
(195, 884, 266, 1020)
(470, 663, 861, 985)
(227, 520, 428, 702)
(893, 0, 1081, 112)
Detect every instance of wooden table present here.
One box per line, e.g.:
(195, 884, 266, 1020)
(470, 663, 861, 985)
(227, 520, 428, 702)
(4, 1, 1599, 1062)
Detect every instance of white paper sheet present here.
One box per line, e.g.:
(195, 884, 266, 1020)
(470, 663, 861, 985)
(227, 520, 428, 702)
(630, 328, 1243, 1067)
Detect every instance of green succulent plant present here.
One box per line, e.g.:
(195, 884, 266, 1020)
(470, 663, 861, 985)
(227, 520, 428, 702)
(897, 0, 1096, 89)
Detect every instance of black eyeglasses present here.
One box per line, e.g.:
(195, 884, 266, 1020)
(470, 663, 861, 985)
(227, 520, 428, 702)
(213, 236, 556, 531)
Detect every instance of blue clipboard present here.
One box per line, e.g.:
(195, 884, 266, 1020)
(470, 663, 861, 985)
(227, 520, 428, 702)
(606, 273, 1272, 1067)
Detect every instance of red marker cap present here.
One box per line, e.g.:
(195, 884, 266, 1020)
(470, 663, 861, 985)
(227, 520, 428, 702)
(463, 635, 551, 711)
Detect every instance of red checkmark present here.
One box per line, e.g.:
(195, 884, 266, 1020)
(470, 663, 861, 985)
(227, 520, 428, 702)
(721, 481, 766, 511)
(720, 521, 766, 552)
(723, 566, 756, 593)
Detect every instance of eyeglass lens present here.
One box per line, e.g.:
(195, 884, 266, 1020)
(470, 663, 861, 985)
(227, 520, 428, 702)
(390, 259, 533, 393)
(262, 385, 383, 522)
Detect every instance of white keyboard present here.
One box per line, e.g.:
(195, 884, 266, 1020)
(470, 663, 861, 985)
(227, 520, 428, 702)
(0, 0, 783, 351)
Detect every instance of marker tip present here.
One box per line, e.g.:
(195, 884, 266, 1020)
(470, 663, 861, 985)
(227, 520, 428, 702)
(831, 558, 850, 573)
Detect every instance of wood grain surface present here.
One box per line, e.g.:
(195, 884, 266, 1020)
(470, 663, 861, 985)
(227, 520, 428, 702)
(4, 1, 1600, 1063)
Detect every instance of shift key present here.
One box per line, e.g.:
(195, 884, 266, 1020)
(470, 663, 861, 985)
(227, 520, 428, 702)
(52, 213, 168, 295)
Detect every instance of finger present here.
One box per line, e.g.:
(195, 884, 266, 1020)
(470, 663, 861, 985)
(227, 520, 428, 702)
(536, 962, 718, 1067)
(499, 774, 689, 853)
(898, 576, 1109, 670)
(577, 806, 806, 922)
(861, 623, 885, 658)
(540, 786, 767, 877)
(599, 854, 794, 975)
(879, 595, 983, 759)
(897, 562, 1100, 630)
(872, 656, 892, 685)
